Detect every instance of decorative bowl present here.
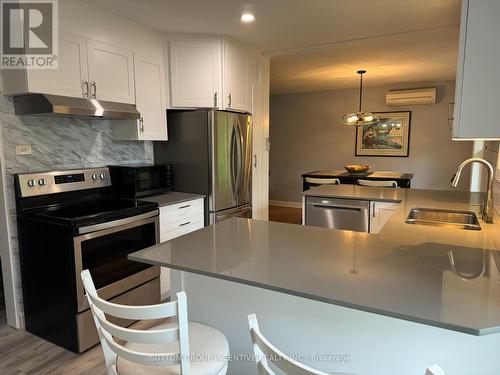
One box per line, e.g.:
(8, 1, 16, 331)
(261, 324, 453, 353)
(344, 164, 370, 174)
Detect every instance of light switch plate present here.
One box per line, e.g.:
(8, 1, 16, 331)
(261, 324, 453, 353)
(15, 145, 32, 156)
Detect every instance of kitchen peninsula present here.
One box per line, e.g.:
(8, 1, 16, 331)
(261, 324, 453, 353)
(130, 186, 500, 375)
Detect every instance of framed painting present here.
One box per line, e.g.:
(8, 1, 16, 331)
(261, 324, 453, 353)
(355, 111, 411, 157)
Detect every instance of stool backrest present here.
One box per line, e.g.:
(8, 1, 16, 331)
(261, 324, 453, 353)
(249, 313, 442, 375)
(248, 313, 331, 375)
(305, 177, 340, 185)
(81, 270, 190, 375)
(357, 180, 398, 188)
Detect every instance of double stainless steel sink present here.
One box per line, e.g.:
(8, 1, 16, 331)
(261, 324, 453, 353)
(405, 207, 481, 230)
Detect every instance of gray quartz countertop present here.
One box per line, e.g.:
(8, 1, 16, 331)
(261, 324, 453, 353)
(302, 184, 484, 204)
(130, 188, 500, 336)
(140, 192, 204, 207)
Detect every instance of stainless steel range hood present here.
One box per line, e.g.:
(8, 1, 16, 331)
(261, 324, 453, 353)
(13, 93, 141, 120)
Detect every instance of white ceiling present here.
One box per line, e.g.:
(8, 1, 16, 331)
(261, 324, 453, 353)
(79, 0, 461, 93)
(271, 27, 460, 94)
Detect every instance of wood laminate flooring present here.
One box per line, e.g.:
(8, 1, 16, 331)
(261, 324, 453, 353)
(0, 308, 6, 326)
(269, 205, 302, 225)
(0, 319, 164, 375)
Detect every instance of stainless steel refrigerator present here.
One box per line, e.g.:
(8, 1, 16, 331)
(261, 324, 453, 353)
(154, 110, 252, 225)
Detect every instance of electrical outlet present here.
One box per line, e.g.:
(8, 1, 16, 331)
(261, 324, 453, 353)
(15, 145, 32, 156)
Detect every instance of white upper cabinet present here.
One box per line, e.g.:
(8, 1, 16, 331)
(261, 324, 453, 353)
(1, 31, 88, 98)
(28, 31, 88, 98)
(169, 39, 221, 108)
(86, 39, 135, 104)
(223, 40, 250, 113)
(167, 36, 253, 113)
(453, 0, 500, 139)
(2, 33, 136, 105)
(134, 52, 167, 140)
(113, 52, 167, 141)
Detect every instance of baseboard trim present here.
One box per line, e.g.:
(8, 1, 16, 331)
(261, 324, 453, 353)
(269, 200, 302, 208)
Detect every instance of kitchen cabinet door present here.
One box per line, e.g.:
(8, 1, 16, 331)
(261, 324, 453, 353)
(252, 84, 269, 220)
(28, 31, 88, 98)
(223, 40, 250, 113)
(114, 52, 167, 141)
(169, 39, 222, 108)
(133, 52, 167, 140)
(87, 39, 135, 104)
(370, 201, 399, 234)
(453, 0, 500, 139)
(2, 31, 89, 98)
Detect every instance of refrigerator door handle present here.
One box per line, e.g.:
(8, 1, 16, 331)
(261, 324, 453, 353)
(235, 120, 244, 197)
(230, 123, 238, 198)
(215, 204, 252, 222)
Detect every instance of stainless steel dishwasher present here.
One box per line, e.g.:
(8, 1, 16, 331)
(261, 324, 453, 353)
(305, 197, 370, 232)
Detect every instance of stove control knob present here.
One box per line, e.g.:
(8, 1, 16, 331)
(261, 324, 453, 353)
(92, 173, 98, 180)
(27, 179, 36, 187)
(38, 178, 46, 186)
(100, 173, 106, 180)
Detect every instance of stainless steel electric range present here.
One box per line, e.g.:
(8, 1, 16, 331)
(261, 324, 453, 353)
(14, 167, 161, 353)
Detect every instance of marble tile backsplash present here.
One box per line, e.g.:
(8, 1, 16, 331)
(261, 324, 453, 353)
(0, 90, 153, 322)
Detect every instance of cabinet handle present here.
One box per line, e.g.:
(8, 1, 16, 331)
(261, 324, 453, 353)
(228, 93, 232, 108)
(214, 92, 218, 108)
(91, 81, 96, 98)
(179, 221, 191, 227)
(372, 202, 376, 218)
(82, 80, 89, 98)
(139, 117, 144, 133)
(253, 154, 257, 167)
(178, 204, 190, 209)
(448, 99, 455, 130)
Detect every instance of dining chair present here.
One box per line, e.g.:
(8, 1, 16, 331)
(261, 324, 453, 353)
(81, 270, 229, 375)
(357, 180, 398, 188)
(247, 313, 355, 375)
(305, 177, 341, 186)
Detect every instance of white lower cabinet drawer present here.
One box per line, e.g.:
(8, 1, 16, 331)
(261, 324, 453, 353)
(160, 213, 204, 233)
(160, 198, 204, 223)
(159, 214, 204, 242)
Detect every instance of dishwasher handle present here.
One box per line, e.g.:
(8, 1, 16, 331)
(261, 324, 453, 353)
(312, 204, 365, 212)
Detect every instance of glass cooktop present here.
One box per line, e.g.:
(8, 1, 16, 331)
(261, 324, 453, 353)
(34, 197, 158, 226)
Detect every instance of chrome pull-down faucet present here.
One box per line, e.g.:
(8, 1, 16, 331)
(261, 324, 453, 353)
(450, 158, 494, 223)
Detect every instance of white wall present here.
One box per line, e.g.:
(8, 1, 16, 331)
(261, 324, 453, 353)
(270, 81, 473, 203)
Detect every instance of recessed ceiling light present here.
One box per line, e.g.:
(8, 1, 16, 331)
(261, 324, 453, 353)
(241, 13, 255, 23)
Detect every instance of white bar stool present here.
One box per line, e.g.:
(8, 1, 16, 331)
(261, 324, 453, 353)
(81, 270, 229, 375)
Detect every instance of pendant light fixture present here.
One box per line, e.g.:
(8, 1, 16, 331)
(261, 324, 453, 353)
(341, 70, 379, 126)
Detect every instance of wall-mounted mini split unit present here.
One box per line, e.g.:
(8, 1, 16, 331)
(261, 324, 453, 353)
(386, 87, 437, 106)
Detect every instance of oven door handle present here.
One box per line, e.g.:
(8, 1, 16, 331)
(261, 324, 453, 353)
(78, 210, 159, 235)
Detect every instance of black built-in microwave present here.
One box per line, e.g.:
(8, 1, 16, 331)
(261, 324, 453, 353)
(109, 164, 174, 198)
